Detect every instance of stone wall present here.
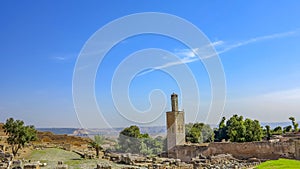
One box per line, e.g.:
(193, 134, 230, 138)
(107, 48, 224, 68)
(295, 140, 300, 160)
(205, 141, 295, 160)
(172, 140, 297, 162)
(168, 144, 209, 162)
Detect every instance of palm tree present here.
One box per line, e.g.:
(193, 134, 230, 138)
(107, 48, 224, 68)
(89, 135, 105, 157)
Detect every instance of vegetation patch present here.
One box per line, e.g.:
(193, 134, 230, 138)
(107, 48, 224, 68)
(256, 158, 300, 169)
(26, 148, 127, 169)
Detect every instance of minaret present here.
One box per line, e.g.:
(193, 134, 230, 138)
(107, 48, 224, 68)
(171, 93, 178, 112)
(166, 93, 185, 156)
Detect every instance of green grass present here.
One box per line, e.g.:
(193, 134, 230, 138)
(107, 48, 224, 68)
(28, 148, 81, 161)
(256, 158, 300, 169)
(25, 148, 132, 169)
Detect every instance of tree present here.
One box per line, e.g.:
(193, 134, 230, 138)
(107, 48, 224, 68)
(140, 136, 163, 156)
(117, 125, 164, 156)
(118, 125, 142, 153)
(153, 136, 164, 155)
(214, 115, 263, 142)
(289, 117, 299, 132)
(283, 125, 292, 133)
(214, 117, 229, 142)
(265, 125, 271, 140)
(226, 115, 246, 142)
(185, 123, 214, 143)
(89, 135, 104, 157)
(273, 126, 283, 135)
(2, 118, 37, 156)
(201, 124, 214, 142)
(186, 126, 202, 143)
(244, 119, 263, 141)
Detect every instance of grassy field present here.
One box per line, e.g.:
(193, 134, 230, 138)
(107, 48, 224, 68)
(256, 158, 300, 169)
(25, 148, 128, 169)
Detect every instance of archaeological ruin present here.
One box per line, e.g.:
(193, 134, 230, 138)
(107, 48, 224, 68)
(166, 93, 300, 162)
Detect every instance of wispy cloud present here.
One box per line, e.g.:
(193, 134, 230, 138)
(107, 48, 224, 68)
(173, 40, 224, 58)
(137, 40, 224, 76)
(137, 30, 298, 76)
(217, 30, 297, 55)
(54, 56, 68, 61)
(51, 53, 76, 62)
(137, 56, 198, 77)
(261, 88, 300, 100)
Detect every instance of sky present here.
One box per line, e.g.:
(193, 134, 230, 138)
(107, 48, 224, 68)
(1, 1, 300, 128)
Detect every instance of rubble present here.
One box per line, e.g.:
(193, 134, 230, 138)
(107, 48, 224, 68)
(56, 161, 68, 169)
(101, 151, 260, 169)
(95, 162, 112, 169)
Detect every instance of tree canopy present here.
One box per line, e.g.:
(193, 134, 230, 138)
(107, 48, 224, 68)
(117, 125, 163, 155)
(185, 122, 214, 143)
(214, 115, 263, 142)
(2, 118, 37, 156)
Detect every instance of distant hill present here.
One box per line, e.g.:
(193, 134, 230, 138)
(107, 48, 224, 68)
(37, 128, 78, 135)
(261, 121, 295, 129)
(35, 121, 298, 138)
(37, 126, 167, 138)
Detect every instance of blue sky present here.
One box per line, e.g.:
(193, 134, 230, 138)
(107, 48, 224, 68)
(1, 1, 300, 128)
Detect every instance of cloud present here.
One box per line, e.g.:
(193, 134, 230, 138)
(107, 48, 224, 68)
(137, 30, 298, 76)
(173, 40, 224, 58)
(136, 56, 198, 77)
(210, 40, 225, 47)
(224, 88, 300, 122)
(54, 56, 68, 61)
(217, 30, 297, 55)
(174, 48, 197, 58)
(261, 88, 300, 100)
(51, 53, 76, 62)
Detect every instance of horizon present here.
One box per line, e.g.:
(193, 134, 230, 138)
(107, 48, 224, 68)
(1, 1, 300, 128)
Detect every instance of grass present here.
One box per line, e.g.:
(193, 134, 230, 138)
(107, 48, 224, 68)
(25, 148, 132, 169)
(256, 158, 300, 169)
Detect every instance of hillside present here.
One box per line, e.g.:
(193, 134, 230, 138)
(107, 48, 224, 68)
(0, 123, 90, 148)
(36, 131, 90, 146)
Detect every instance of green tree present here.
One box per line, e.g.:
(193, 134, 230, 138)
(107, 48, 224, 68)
(140, 136, 163, 156)
(2, 118, 37, 156)
(289, 117, 299, 132)
(185, 123, 214, 143)
(186, 126, 202, 143)
(118, 125, 142, 153)
(244, 119, 263, 141)
(214, 117, 229, 142)
(227, 115, 246, 142)
(214, 115, 263, 142)
(283, 125, 292, 133)
(152, 136, 164, 155)
(118, 125, 164, 156)
(201, 124, 214, 142)
(89, 135, 104, 157)
(265, 125, 271, 140)
(273, 126, 283, 135)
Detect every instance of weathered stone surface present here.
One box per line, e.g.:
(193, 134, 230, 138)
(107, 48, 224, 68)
(95, 162, 112, 169)
(172, 140, 296, 162)
(24, 163, 40, 169)
(119, 154, 134, 165)
(56, 161, 68, 169)
(166, 93, 186, 152)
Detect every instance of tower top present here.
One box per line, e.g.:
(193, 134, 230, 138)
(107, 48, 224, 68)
(171, 93, 178, 97)
(171, 93, 178, 112)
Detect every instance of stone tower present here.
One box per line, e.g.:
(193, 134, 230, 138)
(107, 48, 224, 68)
(166, 93, 185, 152)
